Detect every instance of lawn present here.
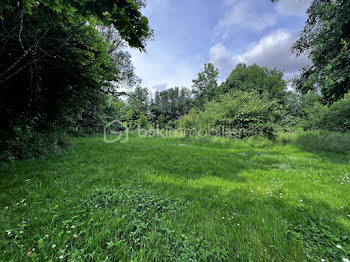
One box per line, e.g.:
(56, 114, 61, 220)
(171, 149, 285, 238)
(0, 134, 349, 261)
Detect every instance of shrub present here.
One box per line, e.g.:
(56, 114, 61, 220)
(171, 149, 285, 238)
(280, 91, 326, 131)
(0, 123, 69, 162)
(320, 93, 350, 132)
(180, 90, 281, 139)
(136, 114, 150, 129)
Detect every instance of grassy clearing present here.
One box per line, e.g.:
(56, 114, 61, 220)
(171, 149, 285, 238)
(0, 133, 349, 261)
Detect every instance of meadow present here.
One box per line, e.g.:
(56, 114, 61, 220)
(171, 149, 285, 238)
(0, 133, 349, 261)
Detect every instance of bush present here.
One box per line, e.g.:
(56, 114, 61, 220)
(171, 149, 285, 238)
(281, 91, 326, 131)
(136, 114, 150, 129)
(319, 93, 350, 132)
(0, 123, 69, 162)
(179, 91, 281, 139)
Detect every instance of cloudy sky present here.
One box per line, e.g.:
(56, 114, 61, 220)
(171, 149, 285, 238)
(130, 0, 312, 93)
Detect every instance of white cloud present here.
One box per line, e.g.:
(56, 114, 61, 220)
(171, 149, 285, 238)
(275, 0, 312, 16)
(214, 1, 276, 40)
(210, 30, 310, 79)
(130, 46, 203, 94)
(209, 43, 235, 76)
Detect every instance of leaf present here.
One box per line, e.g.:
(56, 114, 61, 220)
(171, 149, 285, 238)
(141, 16, 149, 25)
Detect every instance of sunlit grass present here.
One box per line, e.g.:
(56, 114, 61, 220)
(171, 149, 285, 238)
(0, 134, 349, 261)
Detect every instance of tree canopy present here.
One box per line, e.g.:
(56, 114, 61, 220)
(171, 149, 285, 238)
(192, 63, 219, 109)
(221, 63, 287, 102)
(272, 0, 350, 104)
(0, 0, 150, 146)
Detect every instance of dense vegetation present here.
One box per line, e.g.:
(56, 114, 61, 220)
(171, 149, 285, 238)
(0, 0, 150, 160)
(1, 0, 349, 161)
(0, 0, 349, 260)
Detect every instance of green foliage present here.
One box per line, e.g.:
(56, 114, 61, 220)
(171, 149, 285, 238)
(279, 92, 350, 133)
(192, 63, 219, 109)
(221, 63, 287, 102)
(0, 0, 150, 159)
(319, 93, 350, 132)
(71, 95, 127, 136)
(180, 90, 281, 139)
(136, 114, 149, 129)
(0, 123, 69, 162)
(280, 91, 326, 131)
(151, 87, 193, 128)
(291, 0, 350, 103)
(178, 109, 200, 130)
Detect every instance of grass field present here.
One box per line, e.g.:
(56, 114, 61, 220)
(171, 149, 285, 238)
(0, 133, 349, 261)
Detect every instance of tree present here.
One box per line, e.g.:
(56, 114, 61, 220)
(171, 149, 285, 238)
(180, 90, 281, 139)
(192, 63, 219, 109)
(272, 0, 350, 104)
(150, 87, 193, 127)
(320, 93, 350, 132)
(126, 86, 150, 126)
(0, 0, 150, 158)
(221, 63, 287, 102)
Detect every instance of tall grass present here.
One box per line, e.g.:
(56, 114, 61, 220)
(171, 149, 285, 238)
(277, 131, 350, 155)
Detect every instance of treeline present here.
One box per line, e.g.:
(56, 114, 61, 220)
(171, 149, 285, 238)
(114, 63, 349, 140)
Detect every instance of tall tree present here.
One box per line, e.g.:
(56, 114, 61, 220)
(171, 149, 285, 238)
(272, 0, 350, 103)
(221, 64, 286, 102)
(126, 86, 150, 125)
(0, 0, 150, 143)
(192, 63, 219, 109)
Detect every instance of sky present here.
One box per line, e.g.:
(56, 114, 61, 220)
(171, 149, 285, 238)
(129, 0, 312, 94)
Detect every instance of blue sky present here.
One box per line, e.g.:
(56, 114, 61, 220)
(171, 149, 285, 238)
(130, 0, 311, 93)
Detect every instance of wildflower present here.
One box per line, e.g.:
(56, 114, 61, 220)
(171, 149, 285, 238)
(4, 206, 8, 210)
(6, 230, 11, 235)
(336, 244, 342, 249)
(222, 217, 225, 219)
(71, 225, 75, 229)
(52, 244, 56, 248)
(343, 258, 350, 262)
(19, 231, 23, 234)
(67, 230, 71, 233)
(237, 223, 240, 226)
(21, 199, 25, 203)
(74, 234, 78, 238)
(45, 234, 49, 238)
(59, 255, 64, 259)
(299, 199, 303, 202)
(321, 259, 325, 262)
(32, 248, 35, 251)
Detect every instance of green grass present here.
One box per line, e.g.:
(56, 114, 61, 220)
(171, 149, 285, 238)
(0, 133, 349, 261)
